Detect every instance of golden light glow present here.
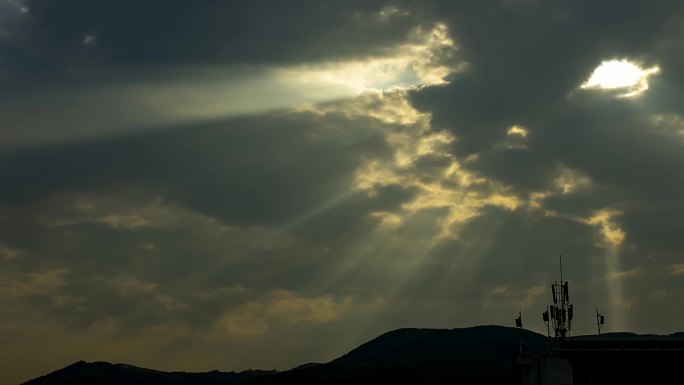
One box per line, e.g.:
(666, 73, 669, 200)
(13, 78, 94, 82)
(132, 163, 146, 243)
(212, 291, 354, 339)
(368, 211, 403, 229)
(101, 276, 188, 312)
(520, 285, 546, 309)
(0, 241, 20, 260)
(554, 168, 591, 194)
(279, 23, 463, 95)
(650, 114, 684, 143)
(483, 284, 545, 311)
(584, 209, 626, 248)
(506, 125, 529, 137)
(495, 125, 530, 150)
(340, 89, 522, 241)
(526, 191, 551, 209)
(670, 263, 684, 276)
(0, 269, 73, 307)
(580, 59, 660, 98)
(609, 268, 641, 280)
(377, 5, 410, 22)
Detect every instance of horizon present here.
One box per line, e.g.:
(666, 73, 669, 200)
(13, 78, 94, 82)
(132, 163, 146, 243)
(2, 1, 684, 384)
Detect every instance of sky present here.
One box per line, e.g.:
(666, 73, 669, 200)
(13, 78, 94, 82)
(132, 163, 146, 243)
(1, 0, 684, 383)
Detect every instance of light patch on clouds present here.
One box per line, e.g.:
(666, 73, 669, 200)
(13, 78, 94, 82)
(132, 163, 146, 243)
(540, 207, 627, 249)
(376, 5, 410, 22)
(488, 286, 509, 296)
(520, 285, 546, 309)
(101, 275, 188, 312)
(554, 167, 591, 194)
(507, 125, 529, 137)
(279, 22, 462, 95)
(305, 89, 522, 239)
(649, 114, 684, 143)
(266, 290, 354, 323)
(213, 302, 269, 338)
(0, 0, 28, 15)
(497, 124, 530, 150)
(369, 211, 403, 230)
(580, 59, 660, 98)
(584, 209, 626, 249)
(212, 291, 354, 339)
(300, 89, 431, 128)
(308, 89, 523, 241)
(609, 268, 641, 280)
(483, 284, 545, 311)
(0, 241, 21, 260)
(670, 263, 684, 276)
(82, 33, 96, 47)
(0, 269, 74, 308)
(42, 195, 186, 231)
(100, 214, 151, 230)
(524, 191, 551, 210)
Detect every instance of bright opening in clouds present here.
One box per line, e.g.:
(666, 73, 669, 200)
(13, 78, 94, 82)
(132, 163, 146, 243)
(278, 23, 460, 95)
(580, 59, 660, 98)
(506, 125, 529, 137)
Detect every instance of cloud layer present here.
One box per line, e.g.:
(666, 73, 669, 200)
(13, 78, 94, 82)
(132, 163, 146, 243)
(2, 1, 684, 384)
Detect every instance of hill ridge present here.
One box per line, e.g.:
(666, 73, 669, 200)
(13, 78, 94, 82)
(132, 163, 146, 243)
(23, 325, 684, 385)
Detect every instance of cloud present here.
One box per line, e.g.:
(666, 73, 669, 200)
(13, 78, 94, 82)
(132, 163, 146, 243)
(5, 1, 427, 70)
(0, 240, 20, 260)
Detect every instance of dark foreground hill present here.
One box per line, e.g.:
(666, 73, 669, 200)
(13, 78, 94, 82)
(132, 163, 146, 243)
(23, 326, 684, 385)
(22, 361, 274, 385)
(249, 325, 550, 385)
(23, 325, 549, 385)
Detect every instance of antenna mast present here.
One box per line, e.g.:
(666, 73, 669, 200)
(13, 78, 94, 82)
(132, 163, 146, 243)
(543, 255, 573, 347)
(596, 306, 605, 337)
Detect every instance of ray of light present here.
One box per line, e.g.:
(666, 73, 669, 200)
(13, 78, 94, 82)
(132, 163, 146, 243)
(0, 23, 461, 152)
(584, 210, 628, 331)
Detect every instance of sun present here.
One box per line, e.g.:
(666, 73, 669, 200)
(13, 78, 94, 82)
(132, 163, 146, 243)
(580, 59, 660, 98)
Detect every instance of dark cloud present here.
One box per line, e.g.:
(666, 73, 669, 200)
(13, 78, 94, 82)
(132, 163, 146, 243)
(0, 110, 390, 225)
(4, 0, 426, 72)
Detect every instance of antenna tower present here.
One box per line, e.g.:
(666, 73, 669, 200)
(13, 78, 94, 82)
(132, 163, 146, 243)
(542, 255, 574, 346)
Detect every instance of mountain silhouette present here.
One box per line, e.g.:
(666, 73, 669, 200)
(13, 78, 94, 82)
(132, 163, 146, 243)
(28, 326, 684, 385)
(23, 325, 550, 385)
(21, 361, 274, 385)
(247, 325, 550, 385)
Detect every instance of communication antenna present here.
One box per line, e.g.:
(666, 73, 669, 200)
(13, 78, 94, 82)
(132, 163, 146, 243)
(516, 308, 523, 357)
(515, 308, 538, 360)
(596, 306, 605, 337)
(543, 255, 573, 347)
(542, 301, 550, 338)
